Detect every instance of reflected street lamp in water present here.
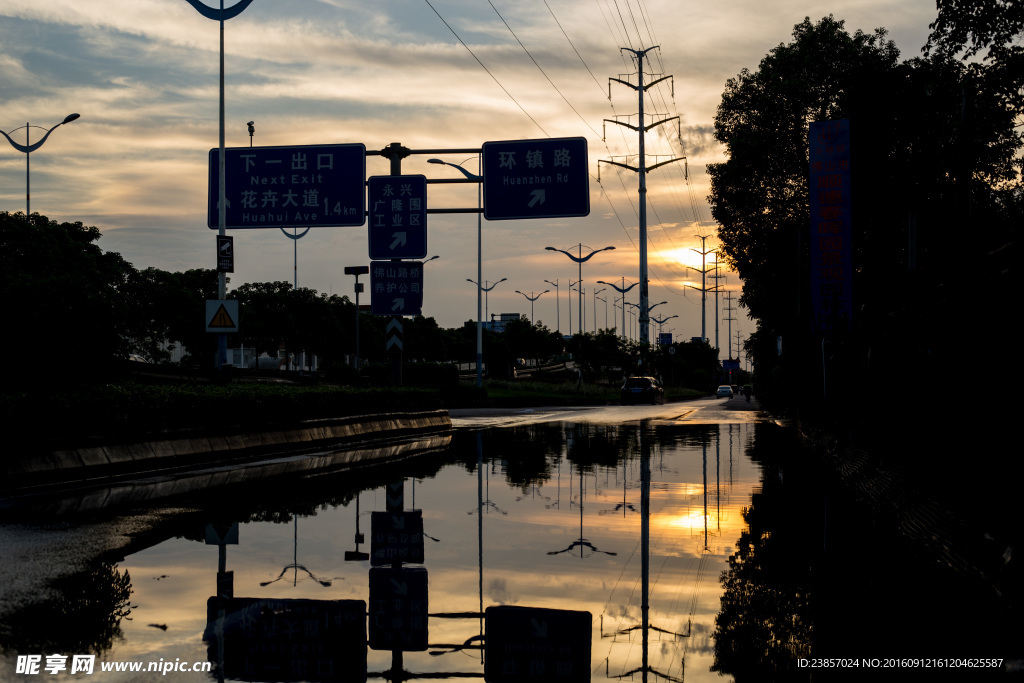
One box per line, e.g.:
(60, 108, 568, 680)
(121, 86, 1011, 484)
(260, 516, 332, 588)
(1, 113, 81, 217)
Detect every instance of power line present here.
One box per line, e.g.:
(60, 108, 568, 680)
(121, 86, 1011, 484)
(423, 0, 549, 136)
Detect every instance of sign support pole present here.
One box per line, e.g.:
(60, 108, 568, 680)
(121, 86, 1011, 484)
(380, 143, 410, 387)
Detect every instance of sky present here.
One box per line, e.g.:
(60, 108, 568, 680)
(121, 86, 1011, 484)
(0, 0, 941, 356)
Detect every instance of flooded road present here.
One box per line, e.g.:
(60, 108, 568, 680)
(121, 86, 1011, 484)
(1, 398, 1018, 681)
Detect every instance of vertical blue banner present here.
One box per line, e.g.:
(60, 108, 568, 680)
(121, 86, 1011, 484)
(809, 120, 852, 333)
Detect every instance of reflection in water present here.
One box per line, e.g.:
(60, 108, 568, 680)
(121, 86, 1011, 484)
(0, 562, 132, 657)
(2, 420, 765, 682)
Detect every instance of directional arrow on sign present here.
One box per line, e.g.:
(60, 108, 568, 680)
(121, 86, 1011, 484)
(390, 578, 409, 596)
(528, 189, 546, 208)
(390, 232, 407, 250)
(391, 298, 405, 312)
(530, 619, 549, 638)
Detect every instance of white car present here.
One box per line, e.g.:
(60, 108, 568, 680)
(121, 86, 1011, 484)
(716, 385, 733, 398)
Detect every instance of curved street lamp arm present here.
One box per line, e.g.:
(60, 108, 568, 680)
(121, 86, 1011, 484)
(545, 245, 615, 264)
(0, 116, 79, 154)
(577, 246, 615, 263)
(427, 158, 481, 181)
(183, 0, 256, 21)
(280, 227, 311, 240)
(597, 280, 639, 294)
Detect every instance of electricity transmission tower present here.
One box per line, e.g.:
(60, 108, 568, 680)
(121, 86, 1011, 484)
(599, 46, 681, 369)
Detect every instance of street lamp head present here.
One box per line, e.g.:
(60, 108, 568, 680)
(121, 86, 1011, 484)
(544, 246, 556, 251)
(427, 158, 444, 165)
(498, 277, 507, 284)
(62, 113, 81, 124)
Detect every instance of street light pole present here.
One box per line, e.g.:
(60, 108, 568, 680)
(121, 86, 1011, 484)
(428, 157, 484, 387)
(1, 113, 81, 217)
(651, 315, 678, 341)
(593, 288, 605, 333)
(343, 266, 369, 371)
(568, 279, 580, 336)
(515, 290, 550, 326)
(468, 278, 506, 329)
(543, 279, 560, 333)
(248, 120, 310, 290)
(572, 285, 585, 332)
(184, 0, 256, 371)
(597, 277, 638, 340)
(545, 244, 616, 336)
(628, 300, 667, 344)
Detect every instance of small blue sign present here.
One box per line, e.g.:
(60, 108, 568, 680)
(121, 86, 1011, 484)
(208, 144, 365, 229)
(482, 137, 589, 220)
(370, 261, 424, 316)
(368, 175, 427, 259)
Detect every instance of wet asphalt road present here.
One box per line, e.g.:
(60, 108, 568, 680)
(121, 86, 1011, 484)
(0, 393, 762, 622)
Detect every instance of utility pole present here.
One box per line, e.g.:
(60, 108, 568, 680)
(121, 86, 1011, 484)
(600, 47, 680, 370)
(686, 234, 718, 343)
(709, 260, 725, 352)
(723, 290, 738, 360)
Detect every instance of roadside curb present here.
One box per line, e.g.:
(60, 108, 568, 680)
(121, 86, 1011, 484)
(3, 409, 452, 492)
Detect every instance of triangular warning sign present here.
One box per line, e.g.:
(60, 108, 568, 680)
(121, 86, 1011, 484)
(209, 304, 236, 328)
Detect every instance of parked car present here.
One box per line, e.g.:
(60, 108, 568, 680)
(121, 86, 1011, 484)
(621, 376, 665, 405)
(716, 385, 733, 398)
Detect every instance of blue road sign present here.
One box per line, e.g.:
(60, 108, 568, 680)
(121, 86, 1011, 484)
(370, 261, 424, 316)
(368, 175, 427, 259)
(482, 137, 590, 220)
(208, 143, 365, 229)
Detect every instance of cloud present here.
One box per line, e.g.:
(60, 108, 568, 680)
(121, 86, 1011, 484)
(2, 0, 940, 337)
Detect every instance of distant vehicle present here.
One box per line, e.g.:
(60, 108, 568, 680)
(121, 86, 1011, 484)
(716, 385, 733, 398)
(621, 376, 665, 405)
(731, 384, 740, 395)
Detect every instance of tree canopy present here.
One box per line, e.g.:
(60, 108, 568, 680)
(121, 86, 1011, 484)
(708, 15, 1021, 417)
